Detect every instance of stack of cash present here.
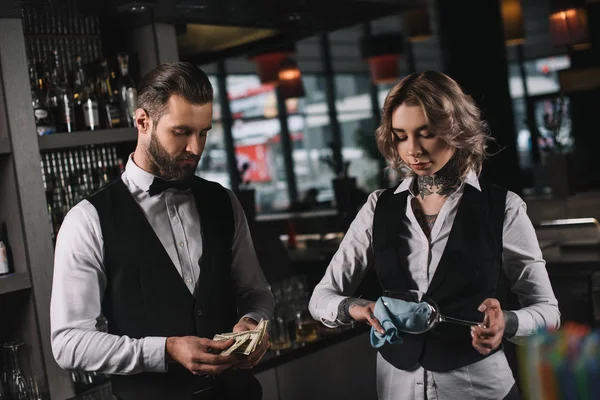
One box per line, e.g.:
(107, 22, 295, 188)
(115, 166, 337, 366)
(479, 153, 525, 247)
(213, 319, 269, 356)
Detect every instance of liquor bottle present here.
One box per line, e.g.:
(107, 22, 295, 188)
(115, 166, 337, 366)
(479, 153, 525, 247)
(0, 225, 10, 275)
(98, 60, 121, 129)
(117, 53, 137, 127)
(100, 147, 110, 183)
(84, 148, 98, 191)
(74, 150, 90, 196)
(41, 145, 122, 240)
(73, 56, 100, 131)
(41, 153, 54, 195)
(0, 222, 12, 275)
(49, 50, 76, 133)
(66, 150, 81, 204)
(44, 54, 58, 122)
(30, 63, 56, 136)
(109, 146, 123, 178)
(58, 152, 74, 209)
(50, 190, 64, 238)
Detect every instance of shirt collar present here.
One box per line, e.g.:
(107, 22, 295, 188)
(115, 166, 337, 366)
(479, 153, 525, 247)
(125, 154, 158, 193)
(393, 169, 481, 196)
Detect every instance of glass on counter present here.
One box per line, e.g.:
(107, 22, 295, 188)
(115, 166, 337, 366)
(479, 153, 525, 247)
(270, 316, 291, 351)
(295, 309, 318, 343)
(269, 274, 342, 351)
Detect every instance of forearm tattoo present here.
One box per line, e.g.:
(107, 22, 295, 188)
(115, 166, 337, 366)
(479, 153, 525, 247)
(503, 311, 519, 338)
(415, 155, 461, 199)
(337, 298, 372, 324)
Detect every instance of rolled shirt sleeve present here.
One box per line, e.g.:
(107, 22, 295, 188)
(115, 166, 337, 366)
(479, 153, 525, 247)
(502, 191, 561, 339)
(309, 191, 383, 326)
(50, 201, 168, 374)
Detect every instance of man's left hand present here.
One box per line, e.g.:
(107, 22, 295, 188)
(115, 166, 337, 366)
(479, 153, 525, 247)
(231, 317, 270, 369)
(471, 298, 505, 355)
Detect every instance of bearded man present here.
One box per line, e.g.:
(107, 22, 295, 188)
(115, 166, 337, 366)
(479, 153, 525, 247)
(50, 62, 274, 400)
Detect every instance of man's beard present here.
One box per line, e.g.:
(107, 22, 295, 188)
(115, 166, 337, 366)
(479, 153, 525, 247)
(146, 130, 199, 181)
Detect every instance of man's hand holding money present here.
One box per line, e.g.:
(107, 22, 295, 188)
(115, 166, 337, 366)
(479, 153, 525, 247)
(221, 317, 270, 369)
(165, 336, 237, 375)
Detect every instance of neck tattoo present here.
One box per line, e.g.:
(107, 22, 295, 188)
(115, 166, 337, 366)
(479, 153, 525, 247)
(413, 208, 438, 239)
(415, 156, 461, 199)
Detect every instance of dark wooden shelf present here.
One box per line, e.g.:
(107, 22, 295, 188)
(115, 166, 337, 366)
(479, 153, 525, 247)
(0, 272, 32, 295)
(0, 137, 10, 154)
(38, 127, 137, 150)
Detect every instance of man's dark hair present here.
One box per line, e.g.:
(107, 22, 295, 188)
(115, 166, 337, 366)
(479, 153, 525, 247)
(137, 61, 213, 123)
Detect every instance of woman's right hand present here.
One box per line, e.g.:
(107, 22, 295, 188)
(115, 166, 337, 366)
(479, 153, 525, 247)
(347, 299, 386, 335)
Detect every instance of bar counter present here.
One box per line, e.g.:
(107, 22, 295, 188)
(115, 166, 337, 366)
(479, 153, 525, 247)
(255, 324, 369, 373)
(255, 327, 377, 400)
(69, 325, 378, 400)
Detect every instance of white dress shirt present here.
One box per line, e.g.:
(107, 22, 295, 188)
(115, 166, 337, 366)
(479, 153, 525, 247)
(309, 170, 560, 400)
(50, 156, 274, 375)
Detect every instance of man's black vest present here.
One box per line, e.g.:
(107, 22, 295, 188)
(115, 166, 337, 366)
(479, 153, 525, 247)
(87, 176, 239, 399)
(373, 180, 507, 372)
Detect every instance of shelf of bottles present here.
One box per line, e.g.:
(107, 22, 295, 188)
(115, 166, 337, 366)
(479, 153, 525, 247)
(22, 0, 138, 138)
(42, 145, 125, 242)
(20, 1, 136, 239)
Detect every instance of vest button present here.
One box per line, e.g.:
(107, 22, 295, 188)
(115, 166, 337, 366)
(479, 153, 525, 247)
(196, 310, 202, 316)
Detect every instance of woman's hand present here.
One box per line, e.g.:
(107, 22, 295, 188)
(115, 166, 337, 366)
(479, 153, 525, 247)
(347, 299, 386, 335)
(471, 298, 505, 355)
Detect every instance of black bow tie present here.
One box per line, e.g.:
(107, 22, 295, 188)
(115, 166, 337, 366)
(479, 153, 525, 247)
(148, 177, 193, 196)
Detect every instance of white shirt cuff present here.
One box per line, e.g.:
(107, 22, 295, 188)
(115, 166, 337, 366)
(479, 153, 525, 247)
(511, 309, 534, 337)
(142, 336, 168, 373)
(316, 295, 349, 326)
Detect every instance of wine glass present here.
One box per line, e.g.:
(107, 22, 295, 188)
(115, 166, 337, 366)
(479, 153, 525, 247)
(382, 290, 482, 334)
(27, 376, 43, 400)
(1, 342, 29, 400)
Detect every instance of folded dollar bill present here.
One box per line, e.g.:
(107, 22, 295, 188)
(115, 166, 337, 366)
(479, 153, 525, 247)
(213, 319, 269, 356)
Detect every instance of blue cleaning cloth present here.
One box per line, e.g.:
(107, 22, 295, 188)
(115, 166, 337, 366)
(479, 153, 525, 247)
(370, 296, 433, 348)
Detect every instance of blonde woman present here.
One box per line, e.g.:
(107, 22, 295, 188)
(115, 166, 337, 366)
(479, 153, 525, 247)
(309, 71, 560, 400)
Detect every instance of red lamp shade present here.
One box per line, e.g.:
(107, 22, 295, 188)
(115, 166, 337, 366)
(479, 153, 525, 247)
(278, 57, 305, 99)
(367, 54, 400, 84)
(360, 33, 404, 85)
(251, 52, 290, 85)
(549, 7, 590, 49)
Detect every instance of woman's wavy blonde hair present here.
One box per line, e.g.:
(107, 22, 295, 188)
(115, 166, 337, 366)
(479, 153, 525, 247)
(375, 70, 491, 179)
